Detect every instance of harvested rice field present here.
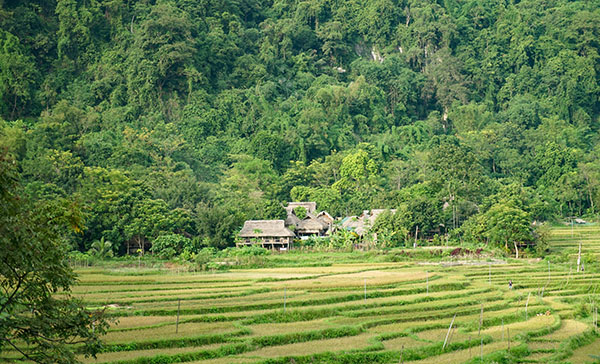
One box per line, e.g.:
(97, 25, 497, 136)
(75, 225, 600, 363)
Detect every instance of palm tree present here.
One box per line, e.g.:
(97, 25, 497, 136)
(88, 237, 114, 259)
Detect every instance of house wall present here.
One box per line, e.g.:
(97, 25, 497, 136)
(297, 229, 324, 236)
(238, 237, 293, 250)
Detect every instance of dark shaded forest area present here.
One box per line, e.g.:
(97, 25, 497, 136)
(1, 0, 599, 254)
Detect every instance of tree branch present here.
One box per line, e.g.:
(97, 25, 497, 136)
(3, 337, 37, 363)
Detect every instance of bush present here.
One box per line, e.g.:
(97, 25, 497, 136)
(220, 246, 270, 257)
(151, 234, 193, 259)
(575, 301, 591, 318)
(214, 246, 271, 268)
(195, 247, 216, 269)
(68, 250, 92, 266)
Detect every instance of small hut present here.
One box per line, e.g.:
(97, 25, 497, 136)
(341, 215, 365, 236)
(340, 209, 397, 241)
(238, 220, 296, 251)
(284, 202, 330, 238)
(316, 211, 334, 225)
(285, 202, 317, 215)
(296, 213, 329, 237)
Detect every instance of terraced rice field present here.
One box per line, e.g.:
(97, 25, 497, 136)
(76, 225, 600, 364)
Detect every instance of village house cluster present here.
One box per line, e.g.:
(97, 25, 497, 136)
(237, 202, 395, 251)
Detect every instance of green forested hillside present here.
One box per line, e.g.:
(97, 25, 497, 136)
(1, 0, 599, 254)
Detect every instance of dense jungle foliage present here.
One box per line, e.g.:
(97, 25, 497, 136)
(1, 0, 599, 255)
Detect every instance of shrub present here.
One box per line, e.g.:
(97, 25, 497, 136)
(88, 237, 114, 259)
(151, 234, 193, 259)
(194, 247, 216, 267)
(221, 246, 270, 257)
(575, 301, 591, 318)
(68, 250, 91, 266)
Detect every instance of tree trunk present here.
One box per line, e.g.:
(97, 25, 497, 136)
(584, 171, 595, 214)
(559, 203, 563, 216)
(137, 235, 144, 256)
(11, 93, 18, 120)
(514, 241, 519, 259)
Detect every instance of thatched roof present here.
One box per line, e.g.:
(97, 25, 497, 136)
(317, 211, 334, 224)
(341, 215, 366, 235)
(367, 209, 397, 225)
(285, 213, 301, 228)
(297, 212, 328, 232)
(341, 209, 397, 236)
(239, 220, 295, 238)
(285, 202, 317, 214)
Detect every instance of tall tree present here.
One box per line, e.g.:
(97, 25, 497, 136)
(0, 152, 109, 363)
(0, 30, 38, 119)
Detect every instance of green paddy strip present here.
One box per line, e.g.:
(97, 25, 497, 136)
(258, 336, 494, 364)
(521, 314, 563, 340)
(307, 274, 443, 292)
(74, 283, 254, 294)
(345, 293, 503, 318)
(242, 298, 508, 326)
(103, 327, 496, 364)
(122, 282, 470, 317)
(547, 329, 599, 362)
(86, 287, 271, 306)
(106, 326, 363, 363)
(101, 329, 251, 353)
(77, 279, 250, 286)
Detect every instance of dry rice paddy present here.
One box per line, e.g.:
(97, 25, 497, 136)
(73, 225, 600, 363)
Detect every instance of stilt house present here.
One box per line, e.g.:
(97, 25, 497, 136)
(237, 220, 295, 251)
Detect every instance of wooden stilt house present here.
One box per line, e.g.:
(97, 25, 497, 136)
(238, 220, 296, 251)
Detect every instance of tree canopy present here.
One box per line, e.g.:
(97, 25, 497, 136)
(0, 0, 599, 255)
(0, 151, 109, 363)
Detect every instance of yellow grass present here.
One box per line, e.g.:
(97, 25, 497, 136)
(477, 314, 556, 340)
(405, 341, 510, 364)
(568, 338, 600, 363)
(72, 282, 253, 294)
(369, 322, 412, 334)
(237, 333, 376, 358)
(110, 315, 178, 329)
(539, 319, 588, 340)
(523, 352, 554, 361)
(266, 270, 427, 289)
(527, 340, 561, 351)
(80, 343, 224, 363)
(416, 328, 472, 343)
(326, 315, 387, 326)
(102, 322, 236, 343)
(76, 272, 245, 284)
(383, 336, 426, 350)
(128, 290, 299, 309)
(247, 318, 338, 336)
(193, 287, 493, 324)
(545, 297, 575, 311)
(245, 263, 398, 275)
(186, 357, 260, 364)
(77, 286, 255, 301)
